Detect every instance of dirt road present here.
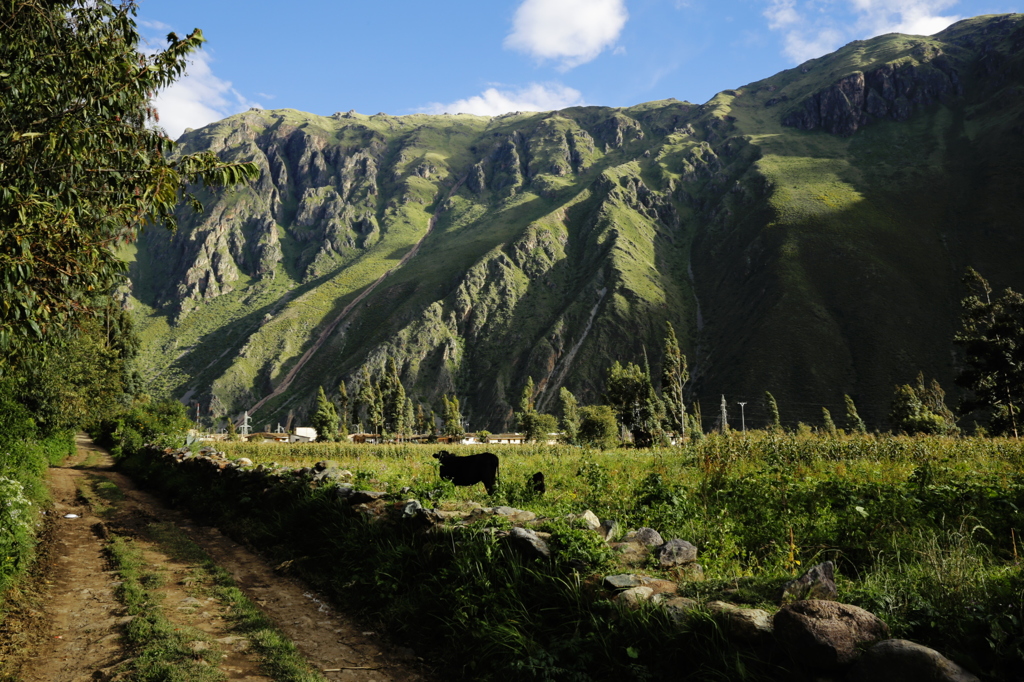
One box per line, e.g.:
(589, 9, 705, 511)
(2, 435, 431, 682)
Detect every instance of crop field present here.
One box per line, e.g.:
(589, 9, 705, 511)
(209, 433, 1024, 678)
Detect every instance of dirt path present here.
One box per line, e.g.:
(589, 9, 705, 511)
(7, 435, 431, 682)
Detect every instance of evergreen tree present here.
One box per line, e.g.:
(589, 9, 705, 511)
(559, 387, 581, 445)
(226, 418, 240, 441)
(519, 377, 535, 413)
(821, 407, 837, 435)
(765, 392, 782, 432)
(380, 357, 406, 433)
(955, 268, 1024, 437)
(353, 367, 374, 431)
(442, 395, 464, 439)
(844, 395, 867, 434)
(368, 380, 384, 435)
(336, 380, 349, 431)
(403, 398, 415, 440)
(310, 386, 339, 442)
(415, 404, 428, 435)
(661, 322, 689, 437)
(428, 409, 439, 438)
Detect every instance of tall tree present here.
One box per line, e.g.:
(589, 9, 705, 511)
(821, 408, 837, 435)
(559, 387, 581, 445)
(890, 375, 957, 435)
(368, 379, 384, 435)
(844, 395, 867, 434)
(661, 322, 689, 437)
(955, 268, 1024, 437)
(380, 357, 405, 434)
(310, 386, 338, 442)
(336, 380, 350, 431)
(442, 395, 464, 439)
(0, 1, 257, 362)
(764, 391, 782, 432)
(605, 359, 663, 447)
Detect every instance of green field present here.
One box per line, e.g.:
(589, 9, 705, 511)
(165, 433, 1024, 679)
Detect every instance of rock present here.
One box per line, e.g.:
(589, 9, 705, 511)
(678, 563, 705, 581)
(597, 518, 620, 541)
(400, 499, 422, 519)
(774, 600, 890, 671)
(615, 586, 654, 607)
(348, 490, 387, 504)
(610, 541, 649, 567)
(235, 457, 253, 467)
(570, 510, 601, 531)
(657, 539, 697, 567)
(506, 527, 550, 560)
(706, 601, 774, 643)
(187, 640, 211, 652)
(490, 506, 537, 523)
(663, 596, 700, 624)
(781, 560, 838, 603)
(848, 639, 980, 682)
(603, 574, 646, 591)
(643, 579, 678, 596)
(622, 527, 664, 546)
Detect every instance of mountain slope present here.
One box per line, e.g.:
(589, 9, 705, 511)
(128, 14, 1024, 431)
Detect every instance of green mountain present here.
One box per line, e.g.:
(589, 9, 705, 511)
(127, 14, 1024, 431)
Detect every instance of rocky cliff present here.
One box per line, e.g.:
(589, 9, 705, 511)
(129, 14, 1024, 432)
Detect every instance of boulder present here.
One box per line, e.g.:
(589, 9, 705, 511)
(623, 527, 664, 546)
(603, 574, 646, 591)
(848, 639, 980, 682)
(506, 527, 550, 560)
(614, 586, 654, 607)
(662, 596, 700, 624)
(781, 560, 838, 603)
(348, 490, 387, 504)
(657, 539, 697, 567)
(597, 518, 620, 541)
(569, 510, 601, 531)
(706, 601, 774, 643)
(774, 600, 890, 671)
(610, 541, 649, 567)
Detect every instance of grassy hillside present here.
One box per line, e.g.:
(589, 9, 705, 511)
(127, 14, 1024, 432)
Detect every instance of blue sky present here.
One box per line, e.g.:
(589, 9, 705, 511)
(137, 0, 1022, 139)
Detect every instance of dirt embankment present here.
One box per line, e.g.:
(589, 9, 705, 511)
(0, 435, 432, 682)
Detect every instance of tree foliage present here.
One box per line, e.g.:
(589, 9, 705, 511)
(577, 405, 619, 449)
(0, 1, 259, 359)
(605, 359, 663, 447)
(559, 387, 580, 445)
(441, 394, 464, 439)
(661, 322, 689, 436)
(890, 373, 957, 435)
(954, 267, 1024, 437)
(844, 394, 867, 434)
(310, 386, 338, 442)
(764, 391, 781, 432)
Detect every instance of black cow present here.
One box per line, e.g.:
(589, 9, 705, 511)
(433, 450, 499, 494)
(530, 471, 546, 495)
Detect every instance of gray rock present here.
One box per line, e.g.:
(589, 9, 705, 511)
(235, 457, 253, 467)
(657, 539, 697, 567)
(614, 586, 654, 607)
(603, 574, 645, 591)
(597, 518, 620, 541)
(333, 484, 355, 499)
(679, 563, 705, 581)
(623, 527, 664, 546)
(569, 510, 601, 531)
(848, 639, 979, 682)
(781, 560, 838, 603)
(491, 506, 537, 522)
(507, 527, 550, 560)
(610, 541, 649, 567)
(706, 601, 774, 642)
(400, 499, 422, 518)
(348, 490, 387, 504)
(662, 596, 700, 624)
(774, 600, 890, 671)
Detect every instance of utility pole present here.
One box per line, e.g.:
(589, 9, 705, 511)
(737, 402, 747, 433)
(240, 411, 251, 438)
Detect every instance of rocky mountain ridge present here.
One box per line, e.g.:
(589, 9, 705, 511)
(128, 14, 1024, 431)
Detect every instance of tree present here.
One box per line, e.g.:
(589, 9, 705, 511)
(402, 397, 415, 440)
(578, 405, 620, 449)
(765, 392, 782, 432)
(514, 376, 556, 442)
(559, 387, 581, 445)
(821, 408, 837, 435)
(353, 367, 374, 431)
(367, 380, 384, 435)
(844, 395, 867, 434)
(0, 1, 258, 361)
(380, 357, 406, 434)
(519, 377, 536, 414)
(442, 395, 464, 439)
(890, 374, 957, 435)
(336, 380, 349, 432)
(605, 359, 663, 447)
(415, 404, 428, 435)
(661, 322, 689, 437)
(955, 268, 1024, 437)
(310, 386, 339, 442)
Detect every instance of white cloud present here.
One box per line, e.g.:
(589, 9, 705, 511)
(151, 49, 262, 140)
(505, 0, 629, 70)
(420, 83, 585, 116)
(138, 19, 173, 31)
(764, 0, 962, 64)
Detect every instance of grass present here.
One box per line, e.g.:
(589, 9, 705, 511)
(121, 431, 1024, 680)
